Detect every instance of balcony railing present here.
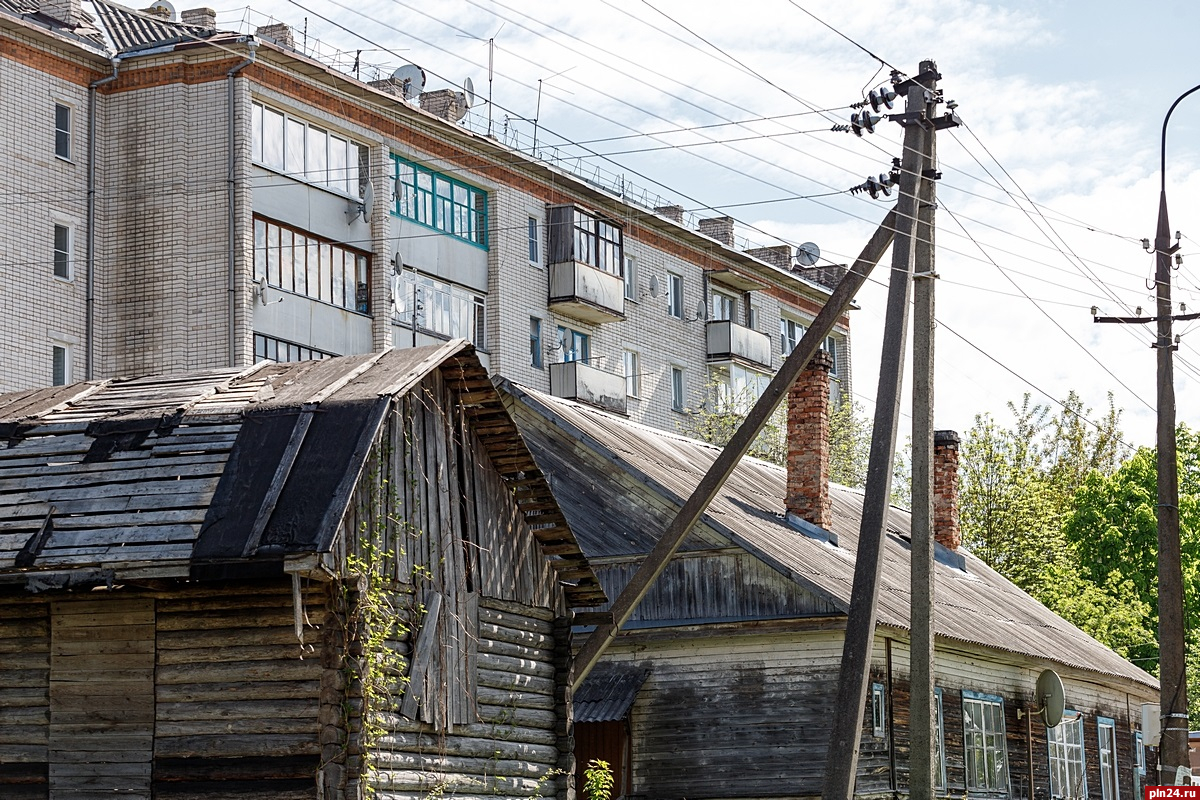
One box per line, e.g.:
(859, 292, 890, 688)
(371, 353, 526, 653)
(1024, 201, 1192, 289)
(548, 360, 627, 415)
(548, 261, 624, 323)
(706, 320, 772, 369)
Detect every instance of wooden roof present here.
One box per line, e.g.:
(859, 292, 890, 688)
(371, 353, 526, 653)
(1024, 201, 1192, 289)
(0, 343, 602, 606)
(503, 382, 1158, 689)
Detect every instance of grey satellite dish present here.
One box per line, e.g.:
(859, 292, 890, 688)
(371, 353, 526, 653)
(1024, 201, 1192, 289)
(392, 64, 426, 101)
(647, 274, 661, 298)
(463, 76, 476, 109)
(362, 181, 375, 221)
(1036, 669, 1066, 728)
(795, 241, 820, 267)
(695, 299, 708, 321)
(449, 93, 469, 123)
(392, 250, 404, 275)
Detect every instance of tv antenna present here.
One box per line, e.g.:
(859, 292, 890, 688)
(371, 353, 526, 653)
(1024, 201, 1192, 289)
(794, 241, 821, 268)
(457, 25, 503, 136)
(391, 63, 426, 102)
(533, 66, 575, 154)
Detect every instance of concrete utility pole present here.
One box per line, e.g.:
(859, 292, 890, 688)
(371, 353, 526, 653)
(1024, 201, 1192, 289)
(1094, 83, 1200, 783)
(821, 60, 954, 799)
(908, 103, 939, 800)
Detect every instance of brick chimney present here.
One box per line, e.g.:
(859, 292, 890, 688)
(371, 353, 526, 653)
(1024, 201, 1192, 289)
(698, 216, 735, 247)
(40, 0, 81, 25)
(786, 351, 833, 529)
(180, 7, 216, 28)
(745, 245, 791, 270)
(655, 205, 684, 224)
(419, 89, 464, 121)
(933, 430, 961, 550)
(255, 22, 294, 47)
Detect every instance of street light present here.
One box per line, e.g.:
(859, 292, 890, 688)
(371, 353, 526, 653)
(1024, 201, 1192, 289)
(1150, 83, 1199, 784)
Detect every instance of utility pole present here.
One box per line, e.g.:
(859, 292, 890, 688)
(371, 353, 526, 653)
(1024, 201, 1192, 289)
(822, 60, 946, 799)
(1094, 83, 1200, 783)
(908, 100, 939, 800)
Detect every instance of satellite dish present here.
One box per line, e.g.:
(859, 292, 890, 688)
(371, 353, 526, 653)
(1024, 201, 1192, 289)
(463, 76, 476, 109)
(1036, 669, 1066, 728)
(391, 64, 426, 101)
(695, 299, 708, 321)
(794, 241, 820, 268)
(392, 250, 404, 275)
(146, 0, 176, 19)
(449, 93, 469, 123)
(362, 181, 375, 221)
(647, 274, 661, 298)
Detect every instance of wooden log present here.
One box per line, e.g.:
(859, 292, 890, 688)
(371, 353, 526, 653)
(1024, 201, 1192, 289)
(156, 698, 318, 722)
(476, 668, 554, 696)
(369, 728, 557, 762)
(155, 680, 321, 703)
(476, 651, 554, 680)
(155, 659, 321, 684)
(154, 733, 321, 759)
(371, 750, 552, 778)
(478, 605, 553, 633)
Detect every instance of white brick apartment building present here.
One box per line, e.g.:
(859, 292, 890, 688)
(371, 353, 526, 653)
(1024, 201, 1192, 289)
(0, 0, 853, 433)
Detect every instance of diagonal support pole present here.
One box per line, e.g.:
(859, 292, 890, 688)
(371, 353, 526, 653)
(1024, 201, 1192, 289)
(572, 210, 897, 693)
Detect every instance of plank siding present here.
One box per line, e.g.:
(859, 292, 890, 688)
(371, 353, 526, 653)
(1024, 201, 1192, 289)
(0, 594, 50, 800)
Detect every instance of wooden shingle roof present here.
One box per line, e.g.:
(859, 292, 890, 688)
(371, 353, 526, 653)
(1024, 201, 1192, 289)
(503, 382, 1158, 689)
(0, 343, 602, 606)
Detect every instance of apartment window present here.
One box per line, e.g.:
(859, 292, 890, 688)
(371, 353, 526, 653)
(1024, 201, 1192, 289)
(528, 217, 539, 263)
(781, 317, 804, 355)
(962, 691, 1008, 792)
(53, 224, 72, 279)
(935, 688, 947, 790)
(529, 318, 543, 369)
(871, 683, 887, 737)
(558, 326, 589, 363)
(824, 335, 839, 376)
(254, 334, 334, 363)
(393, 271, 487, 347)
(1134, 732, 1145, 797)
(251, 102, 363, 196)
(668, 273, 684, 319)
(712, 364, 769, 412)
(51, 343, 70, 386)
(624, 254, 638, 300)
(1097, 717, 1118, 800)
(1048, 713, 1086, 799)
(54, 103, 72, 160)
(671, 367, 685, 412)
(747, 300, 760, 331)
(712, 290, 736, 322)
(548, 205, 623, 274)
(254, 217, 370, 313)
(624, 350, 640, 397)
(392, 154, 488, 247)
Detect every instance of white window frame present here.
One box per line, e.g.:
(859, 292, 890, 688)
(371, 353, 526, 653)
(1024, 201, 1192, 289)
(529, 317, 543, 369)
(670, 366, 685, 412)
(528, 216, 540, 265)
(747, 299, 761, 331)
(871, 682, 887, 738)
(1048, 713, 1087, 800)
(962, 691, 1009, 792)
(54, 102, 72, 161)
(51, 341, 71, 386)
(667, 272, 683, 319)
(53, 223, 73, 280)
(935, 687, 947, 791)
(711, 289, 736, 323)
(824, 335, 840, 376)
(623, 349, 640, 397)
(624, 254, 638, 301)
(781, 317, 805, 356)
(1133, 731, 1145, 798)
(1097, 716, 1119, 800)
(251, 101, 363, 198)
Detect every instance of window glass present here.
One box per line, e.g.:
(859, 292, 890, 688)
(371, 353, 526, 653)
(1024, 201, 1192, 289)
(528, 217, 539, 263)
(530, 318, 542, 368)
(267, 224, 280, 286)
(935, 688, 947, 790)
(254, 219, 267, 281)
(712, 291, 735, 322)
(251, 102, 263, 163)
(55, 103, 71, 160)
(254, 216, 369, 313)
(824, 335, 839, 375)
(1048, 714, 1086, 799)
(52, 344, 68, 386)
(871, 683, 887, 737)
(671, 367, 685, 411)
(1097, 718, 1118, 800)
(306, 126, 328, 184)
(962, 692, 1008, 791)
(329, 135, 348, 194)
(668, 273, 683, 319)
(53, 224, 71, 279)
(392, 271, 486, 347)
(251, 102, 363, 197)
(557, 326, 589, 363)
(262, 107, 285, 171)
(285, 117, 305, 174)
(624, 350, 640, 397)
(391, 155, 488, 247)
(624, 255, 637, 300)
(781, 317, 805, 355)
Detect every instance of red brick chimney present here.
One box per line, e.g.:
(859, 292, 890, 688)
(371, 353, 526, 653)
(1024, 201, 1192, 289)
(786, 351, 833, 528)
(933, 430, 961, 550)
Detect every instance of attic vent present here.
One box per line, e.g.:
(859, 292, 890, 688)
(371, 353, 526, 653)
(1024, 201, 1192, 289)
(785, 511, 838, 547)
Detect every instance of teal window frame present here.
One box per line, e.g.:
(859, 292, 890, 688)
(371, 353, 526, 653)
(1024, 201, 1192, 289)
(391, 154, 488, 248)
(557, 326, 590, 363)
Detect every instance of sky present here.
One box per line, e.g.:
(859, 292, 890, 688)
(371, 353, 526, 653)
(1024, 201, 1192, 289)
(224, 0, 1200, 448)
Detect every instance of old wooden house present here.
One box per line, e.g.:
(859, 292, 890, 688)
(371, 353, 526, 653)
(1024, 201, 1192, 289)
(501, 355, 1159, 800)
(0, 341, 604, 800)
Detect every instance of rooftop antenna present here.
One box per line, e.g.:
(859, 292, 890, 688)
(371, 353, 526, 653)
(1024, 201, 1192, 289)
(533, 66, 575, 154)
(458, 25, 503, 136)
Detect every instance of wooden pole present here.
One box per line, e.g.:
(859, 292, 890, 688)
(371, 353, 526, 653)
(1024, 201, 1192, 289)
(571, 211, 898, 692)
(821, 60, 937, 800)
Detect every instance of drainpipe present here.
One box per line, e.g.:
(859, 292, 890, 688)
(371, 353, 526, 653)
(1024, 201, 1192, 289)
(86, 58, 120, 380)
(226, 42, 257, 367)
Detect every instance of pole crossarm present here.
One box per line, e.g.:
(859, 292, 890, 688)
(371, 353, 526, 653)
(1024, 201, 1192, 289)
(1094, 312, 1200, 324)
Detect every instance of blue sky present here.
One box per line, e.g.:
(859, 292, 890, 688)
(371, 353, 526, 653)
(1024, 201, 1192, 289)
(230, 0, 1200, 447)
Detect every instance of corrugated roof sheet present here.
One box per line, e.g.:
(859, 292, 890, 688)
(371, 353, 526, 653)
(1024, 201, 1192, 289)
(90, 0, 213, 53)
(575, 663, 651, 723)
(505, 384, 1158, 690)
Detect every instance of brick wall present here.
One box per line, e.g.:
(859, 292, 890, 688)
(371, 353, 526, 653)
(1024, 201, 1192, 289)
(786, 350, 833, 528)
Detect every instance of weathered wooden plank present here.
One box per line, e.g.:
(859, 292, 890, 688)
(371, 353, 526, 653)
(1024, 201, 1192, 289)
(156, 680, 321, 703)
(478, 603, 554, 631)
(155, 699, 317, 722)
(155, 660, 321, 685)
(153, 733, 320, 759)
(154, 717, 317, 737)
(155, 608, 295, 631)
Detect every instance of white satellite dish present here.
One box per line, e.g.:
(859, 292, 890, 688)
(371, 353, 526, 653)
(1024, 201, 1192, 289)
(694, 299, 708, 321)
(392, 250, 404, 274)
(391, 64, 426, 101)
(146, 0, 176, 19)
(463, 76, 476, 109)
(647, 274, 661, 298)
(794, 241, 820, 268)
(1036, 669, 1066, 728)
(449, 93, 469, 123)
(362, 181, 375, 221)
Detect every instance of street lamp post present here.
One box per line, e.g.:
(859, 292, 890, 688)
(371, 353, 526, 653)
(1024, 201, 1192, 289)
(1152, 84, 1198, 783)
